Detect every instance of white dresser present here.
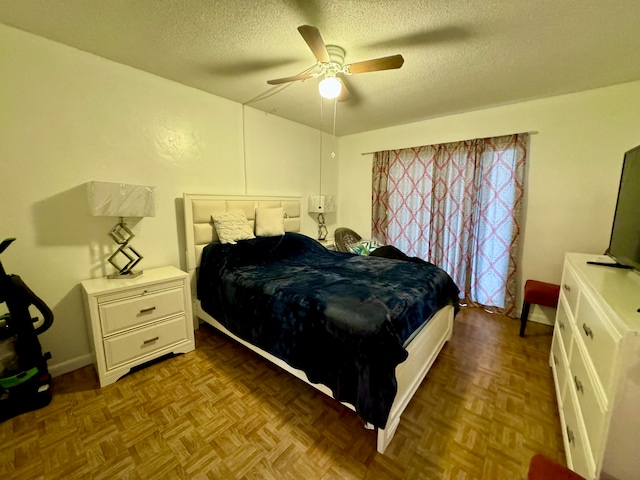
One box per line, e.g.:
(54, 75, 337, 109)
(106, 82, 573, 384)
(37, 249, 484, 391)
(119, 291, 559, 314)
(81, 266, 195, 387)
(550, 253, 640, 479)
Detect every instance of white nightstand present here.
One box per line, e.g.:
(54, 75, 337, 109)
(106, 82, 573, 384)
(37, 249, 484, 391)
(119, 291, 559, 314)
(318, 238, 336, 251)
(81, 266, 195, 387)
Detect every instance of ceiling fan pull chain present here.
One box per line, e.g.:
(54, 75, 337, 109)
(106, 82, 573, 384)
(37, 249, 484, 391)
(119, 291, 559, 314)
(319, 96, 323, 194)
(331, 98, 337, 158)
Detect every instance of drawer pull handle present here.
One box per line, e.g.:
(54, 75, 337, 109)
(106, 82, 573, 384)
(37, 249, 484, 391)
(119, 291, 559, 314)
(140, 306, 156, 314)
(582, 323, 594, 339)
(558, 321, 565, 330)
(553, 354, 558, 366)
(566, 426, 575, 445)
(574, 375, 584, 394)
(143, 336, 159, 345)
(563, 284, 571, 292)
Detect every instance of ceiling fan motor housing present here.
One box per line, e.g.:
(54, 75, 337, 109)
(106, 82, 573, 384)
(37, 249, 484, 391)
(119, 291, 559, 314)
(326, 45, 346, 66)
(321, 45, 346, 77)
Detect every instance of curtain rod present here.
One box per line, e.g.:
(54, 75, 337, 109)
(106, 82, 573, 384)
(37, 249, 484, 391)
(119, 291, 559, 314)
(359, 130, 539, 156)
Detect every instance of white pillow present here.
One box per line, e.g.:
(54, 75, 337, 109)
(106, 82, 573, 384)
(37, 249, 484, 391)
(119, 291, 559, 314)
(255, 207, 285, 237)
(211, 210, 255, 244)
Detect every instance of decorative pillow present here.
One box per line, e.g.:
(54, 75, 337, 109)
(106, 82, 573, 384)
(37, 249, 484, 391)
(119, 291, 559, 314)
(211, 210, 255, 244)
(347, 240, 380, 256)
(255, 207, 285, 237)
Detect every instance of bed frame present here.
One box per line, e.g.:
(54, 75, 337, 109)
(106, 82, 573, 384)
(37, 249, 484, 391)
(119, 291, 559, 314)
(182, 193, 454, 454)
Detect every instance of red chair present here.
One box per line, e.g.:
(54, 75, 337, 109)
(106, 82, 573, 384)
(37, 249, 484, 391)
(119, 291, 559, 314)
(528, 454, 586, 479)
(520, 280, 561, 337)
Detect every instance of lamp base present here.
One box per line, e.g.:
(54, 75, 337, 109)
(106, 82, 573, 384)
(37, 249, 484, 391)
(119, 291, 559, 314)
(317, 213, 328, 241)
(107, 270, 143, 280)
(107, 218, 144, 279)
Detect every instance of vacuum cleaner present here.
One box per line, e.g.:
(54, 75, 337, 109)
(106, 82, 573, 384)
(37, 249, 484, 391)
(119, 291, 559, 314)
(0, 238, 54, 422)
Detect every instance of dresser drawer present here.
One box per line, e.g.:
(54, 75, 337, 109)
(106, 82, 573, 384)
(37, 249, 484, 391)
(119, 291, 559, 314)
(561, 264, 579, 318)
(569, 343, 607, 458)
(551, 329, 569, 405)
(104, 315, 188, 369)
(563, 386, 596, 480)
(555, 296, 574, 360)
(99, 287, 186, 336)
(576, 291, 619, 394)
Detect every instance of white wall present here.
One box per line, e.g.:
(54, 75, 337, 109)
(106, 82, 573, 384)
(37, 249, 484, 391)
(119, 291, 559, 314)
(338, 81, 640, 322)
(0, 24, 336, 375)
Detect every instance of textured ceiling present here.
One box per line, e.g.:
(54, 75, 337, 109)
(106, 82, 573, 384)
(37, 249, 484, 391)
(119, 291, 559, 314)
(1, 0, 640, 136)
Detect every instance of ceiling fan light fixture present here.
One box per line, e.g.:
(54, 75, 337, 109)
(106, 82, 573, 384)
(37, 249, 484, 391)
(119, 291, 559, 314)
(318, 76, 342, 99)
(266, 26, 404, 103)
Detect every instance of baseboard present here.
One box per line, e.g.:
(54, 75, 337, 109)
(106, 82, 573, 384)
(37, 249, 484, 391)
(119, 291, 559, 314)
(515, 304, 556, 327)
(528, 311, 555, 326)
(48, 353, 93, 378)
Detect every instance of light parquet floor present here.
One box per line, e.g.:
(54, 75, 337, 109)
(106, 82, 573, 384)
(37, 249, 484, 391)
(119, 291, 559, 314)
(1, 307, 564, 479)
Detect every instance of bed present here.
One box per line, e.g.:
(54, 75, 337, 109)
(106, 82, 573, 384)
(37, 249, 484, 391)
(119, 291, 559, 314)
(183, 194, 459, 453)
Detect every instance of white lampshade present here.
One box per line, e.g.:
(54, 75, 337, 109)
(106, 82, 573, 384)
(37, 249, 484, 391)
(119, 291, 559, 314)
(88, 181, 157, 217)
(318, 76, 342, 99)
(308, 195, 336, 213)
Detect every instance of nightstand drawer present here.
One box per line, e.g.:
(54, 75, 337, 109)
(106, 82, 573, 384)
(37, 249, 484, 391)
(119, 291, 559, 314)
(104, 315, 188, 369)
(97, 279, 184, 304)
(99, 287, 186, 336)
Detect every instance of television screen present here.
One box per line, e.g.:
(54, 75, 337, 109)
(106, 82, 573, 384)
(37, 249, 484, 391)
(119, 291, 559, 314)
(608, 144, 640, 271)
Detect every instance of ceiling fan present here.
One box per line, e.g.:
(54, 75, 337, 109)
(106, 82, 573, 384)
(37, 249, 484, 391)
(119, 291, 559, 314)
(267, 25, 405, 102)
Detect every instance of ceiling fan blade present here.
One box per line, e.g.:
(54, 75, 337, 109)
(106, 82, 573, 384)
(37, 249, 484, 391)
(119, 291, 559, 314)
(337, 78, 350, 102)
(267, 73, 314, 85)
(213, 58, 300, 76)
(346, 55, 405, 74)
(297, 25, 331, 63)
(290, 0, 322, 26)
(366, 26, 471, 49)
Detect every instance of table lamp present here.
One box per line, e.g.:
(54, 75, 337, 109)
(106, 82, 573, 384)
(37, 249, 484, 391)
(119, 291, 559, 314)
(308, 195, 336, 241)
(87, 181, 157, 278)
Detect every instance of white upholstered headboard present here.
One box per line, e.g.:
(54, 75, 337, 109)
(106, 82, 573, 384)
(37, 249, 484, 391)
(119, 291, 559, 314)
(183, 194, 303, 273)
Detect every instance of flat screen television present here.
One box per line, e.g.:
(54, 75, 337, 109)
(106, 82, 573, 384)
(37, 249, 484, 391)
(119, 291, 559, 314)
(606, 144, 640, 271)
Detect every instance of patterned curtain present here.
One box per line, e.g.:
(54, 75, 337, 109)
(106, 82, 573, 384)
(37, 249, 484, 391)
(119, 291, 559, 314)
(371, 151, 390, 244)
(372, 133, 528, 316)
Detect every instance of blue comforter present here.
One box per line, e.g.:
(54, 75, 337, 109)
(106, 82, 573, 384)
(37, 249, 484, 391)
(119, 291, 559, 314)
(197, 233, 459, 428)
